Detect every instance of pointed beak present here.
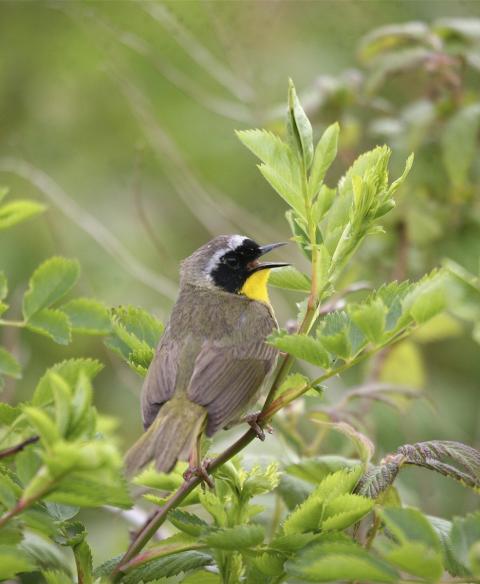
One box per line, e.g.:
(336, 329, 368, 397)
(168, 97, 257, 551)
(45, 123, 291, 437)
(248, 242, 290, 273)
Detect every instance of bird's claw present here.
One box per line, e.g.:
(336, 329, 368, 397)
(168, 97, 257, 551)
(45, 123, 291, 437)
(183, 458, 214, 489)
(242, 412, 272, 441)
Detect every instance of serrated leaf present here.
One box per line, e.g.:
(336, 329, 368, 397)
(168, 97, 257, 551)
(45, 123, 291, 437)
(322, 493, 374, 531)
(283, 467, 362, 534)
(60, 298, 111, 335)
(384, 541, 443, 581)
(268, 266, 311, 292)
(449, 512, 480, 575)
(380, 507, 442, 552)
(0, 199, 46, 230)
(169, 509, 209, 537)
(0, 347, 21, 379)
(286, 456, 359, 484)
(285, 537, 398, 582)
(47, 469, 131, 509)
(269, 331, 330, 367)
(0, 271, 7, 301)
(309, 123, 339, 198)
(0, 546, 36, 579)
(33, 358, 103, 406)
(287, 79, 314, 168)
(348, 298, 387, 344)
(182, 571, 221, 584)
(23, 406, 60, 447)
(20, 531, 71, 574)
(203, 524, 265, 550)
(23, 257, 80, 320)
(123, 551, 213, 584)
(355, 463, 401, 500)
(0, 403, 22, 424)
(26, 309, 72, 345)
(258, 163, 305, 217)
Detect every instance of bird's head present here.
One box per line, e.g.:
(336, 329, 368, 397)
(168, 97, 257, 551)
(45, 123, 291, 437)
(180, 235, 289, 303)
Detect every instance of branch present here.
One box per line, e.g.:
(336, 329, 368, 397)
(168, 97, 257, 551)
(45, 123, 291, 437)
(0, 435, 39, 460)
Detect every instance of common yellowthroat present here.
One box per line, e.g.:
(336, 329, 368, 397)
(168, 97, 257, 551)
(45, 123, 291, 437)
(125, 235, 288, 477)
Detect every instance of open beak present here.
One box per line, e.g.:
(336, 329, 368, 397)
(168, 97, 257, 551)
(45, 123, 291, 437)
(248, 242, 290, 273)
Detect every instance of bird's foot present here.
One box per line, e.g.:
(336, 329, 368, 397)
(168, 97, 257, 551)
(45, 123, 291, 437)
(183, 458, 214, 489)
(242, 411, 272, 441)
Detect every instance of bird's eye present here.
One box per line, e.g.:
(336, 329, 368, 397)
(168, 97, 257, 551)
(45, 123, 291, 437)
(224, 255, 240, 268)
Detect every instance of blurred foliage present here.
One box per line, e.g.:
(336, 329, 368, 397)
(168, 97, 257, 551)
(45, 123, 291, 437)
(1, 1, 480, 581)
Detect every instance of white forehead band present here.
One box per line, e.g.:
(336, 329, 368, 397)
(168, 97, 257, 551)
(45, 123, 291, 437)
(204, 236, 247, 278)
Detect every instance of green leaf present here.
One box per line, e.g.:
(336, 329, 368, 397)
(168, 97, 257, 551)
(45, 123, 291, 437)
(403, 272, 448, 325)
(0, 271, 7, 301)
(449, 512, 480, 574)
(72, 539, 93, 584)
(182, 571, 221, 584)
(322, 493, 374, 531)
(318, 311, 353, 360)
(169, 509, 209, 537)
(380, 507, 442, 552)
(0, 199, 46, 230)
(0, 403, 22, 424)
(202, 524, 265, 550)
(51, 373, 72, 437)
(0, 347, 21, 379)
(286, 456, 359, 484)
(268, 331, 330, 367)
(20, 531, 72, 573)
(26, 309, 72, 345)
(348, 298, 387, 344)
(268, 266, 311, 292)
(283, 467, 362, 534)
(23, 257, 80, 320)
(309, 123, 339, 198)
(43, 572, 73, 584)
(312, 185, 337, 223)
(285, 536, 398, 582)
(287, 78, 314, 168)
(355, 462, 400, 500)
(122, 551, 213, 584)
(258, 163, 305, 217)
(23, 406, 60, 447)
(383, 541, 443, 581)
(33, 358, 103, 406)
(441, 104, 480, 187)
(47, 469, 131, 509)
(0, 546, 36, 579)
(60, 298, 111, 335)
(106, 305, 164, 375)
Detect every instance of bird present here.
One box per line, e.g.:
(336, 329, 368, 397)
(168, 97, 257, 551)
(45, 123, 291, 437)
(124, 235, 288, 480)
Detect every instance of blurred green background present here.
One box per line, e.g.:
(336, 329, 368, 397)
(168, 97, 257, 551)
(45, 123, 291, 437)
(1, 0, 480, 566)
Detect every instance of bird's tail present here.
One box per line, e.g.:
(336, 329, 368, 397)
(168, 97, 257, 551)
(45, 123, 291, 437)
(124, 398, 207, 477)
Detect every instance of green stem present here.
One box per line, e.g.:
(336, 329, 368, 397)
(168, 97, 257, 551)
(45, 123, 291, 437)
(0, 319, 25, 328)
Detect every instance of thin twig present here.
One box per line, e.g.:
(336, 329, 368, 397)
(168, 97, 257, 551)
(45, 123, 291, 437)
(0, 435, 39, 460)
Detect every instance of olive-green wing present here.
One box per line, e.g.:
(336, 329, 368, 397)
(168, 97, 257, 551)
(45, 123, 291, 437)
(187, 340, 277, 436)
(141, 336, 180, 429)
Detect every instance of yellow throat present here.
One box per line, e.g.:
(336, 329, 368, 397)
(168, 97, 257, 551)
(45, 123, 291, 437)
(240, 269, 271, 305)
